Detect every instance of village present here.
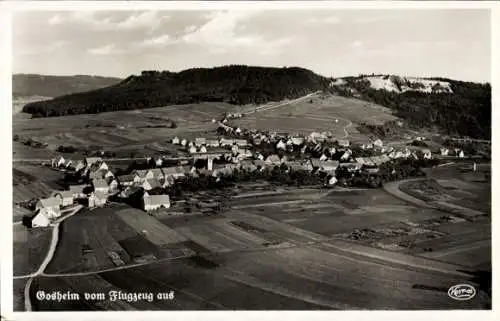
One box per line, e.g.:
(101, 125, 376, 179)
(25, 111, 470, 229)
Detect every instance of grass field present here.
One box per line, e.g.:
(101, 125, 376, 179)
(13, 165, 65, 203)
(13, 224, 53, 276)
(231, 93, 398, 141)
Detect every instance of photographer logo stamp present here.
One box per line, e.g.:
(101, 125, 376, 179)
(448, 284, 476, 301)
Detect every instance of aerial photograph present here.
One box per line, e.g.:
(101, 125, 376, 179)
(10, 7, 491, 311)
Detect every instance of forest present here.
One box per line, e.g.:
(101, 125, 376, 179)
(22, 65, 330, 117)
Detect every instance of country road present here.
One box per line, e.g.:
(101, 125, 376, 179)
(20, 205, 83, 311)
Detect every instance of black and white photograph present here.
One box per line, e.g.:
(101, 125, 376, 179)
(2, 0, 496, 317)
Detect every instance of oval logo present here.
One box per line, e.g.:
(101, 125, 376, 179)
(448, 284, 476, 301)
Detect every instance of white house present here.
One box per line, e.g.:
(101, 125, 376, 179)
(53, 191, 73, 207)
(220, 138, 234, 147)
(35, 197, 62, 219)
(180, 139, 188, 146)
(142, 178, 162, 191)
(92, 178, 109, 194)
(328, 176, 338, 185)
(172, 136, 180, 145)
(440, 148, 449, 156)
(89, 191, 107, 208)
(195, 138, 207, 147)
(322, 161, 340, 172)
(143, 192, 171, 212)
(373, 139, 384, 148)
(265, 155, 282, 166)
(31, 211, 51, 227)
(52, 156, 66, 168)
(200, 146, 208, 153)
(422, 149, 432, 159)
(276, 140, 287, 150)
(109, 179, 119, 193)
(162, 175, 175, 188)
(340, 150, 352, 161)
(206, 139, 220, 147)
(320, 153, 328, 161)
(337, 139, 350, 147)
(155, 157, 164, 167)
(189, 146, 198, 154)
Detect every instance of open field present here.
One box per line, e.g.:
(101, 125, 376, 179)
(13, 165, 65, 203)
(115, 206, 188, 246)
(27, 239, 488, 310)
(231, 93, 399, 141)
(13, 224, 53, 276)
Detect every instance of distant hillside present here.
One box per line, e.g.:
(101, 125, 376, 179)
(13, 74, 122, 98)
(21, 65, 330, 117)
(330, 75, 491, 140)
(21, 67, 490, 140)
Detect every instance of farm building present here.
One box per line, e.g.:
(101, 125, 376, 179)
(35, 197, 62, 219)
(92, 178, 109, 194)
(52, 191, 74, 207)
(195, 138, 207, 147)
(117, 174, 135, 187)
(69, 184, 88, 199)
(142, 178, 162, 191)
(89, 191, 107, 207)
(31, 210, 51, 227)
(172, 136, 180, 145)
(143, 192, 171, 211)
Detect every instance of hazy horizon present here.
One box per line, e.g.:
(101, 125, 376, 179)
(13, 9, 491, 83)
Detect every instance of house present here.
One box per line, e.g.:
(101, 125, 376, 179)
(162, 166, 187, 179)
(63, 159, 73, 169)
(142, 178, 162, 191)
(31, 211, 51, 227)
(172, 136, 180, 145)
(286, 161, 313, 172)
(340, 150, 352, 161)
(337, 139, 350, 147)
(134, 170, 149, 182)
(373, 139, 384, 148)
(291, 137, 304, 146)
(188, 146, 197, 154)
(162, 175, 176, 188)
(120, 186, 142, 199)
(206, 139, 220, 147)
(339, 162, 363, 172)
(321, 160, 339, 172)
(52, 191, 73, 207)
(458, 150, 465, 158)
(276, 140, 287, 150)
(220, 138, 234, 147)
(52, 156, 66, 168)
(234, 139, 248, 147)
(35, 197, 62, 218)
(117, 174, 135, 187)
(155, 157, 164, 167)
(265, 154, 282, 166)
(235, 127, 242, 134)
(422, 149, 432, 159)
(195, 138, 207, 147)
(440, 148, 449, 156)
(85, 157, 103, 168)
(144, 168, 164, 181)
(109, 179, 119, 193)
(74, 160, 86, 172)
(68, 184, 88, 199)
(92, 178, 109, 194)
(143, 192, 171, 212)
(320, 153, 328, 161)
(89, 191, 107, 208)
(200, 146, 208, 153)
(180, 139, 188, 146)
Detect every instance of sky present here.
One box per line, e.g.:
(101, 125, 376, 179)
(12, 9, 491, 82)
